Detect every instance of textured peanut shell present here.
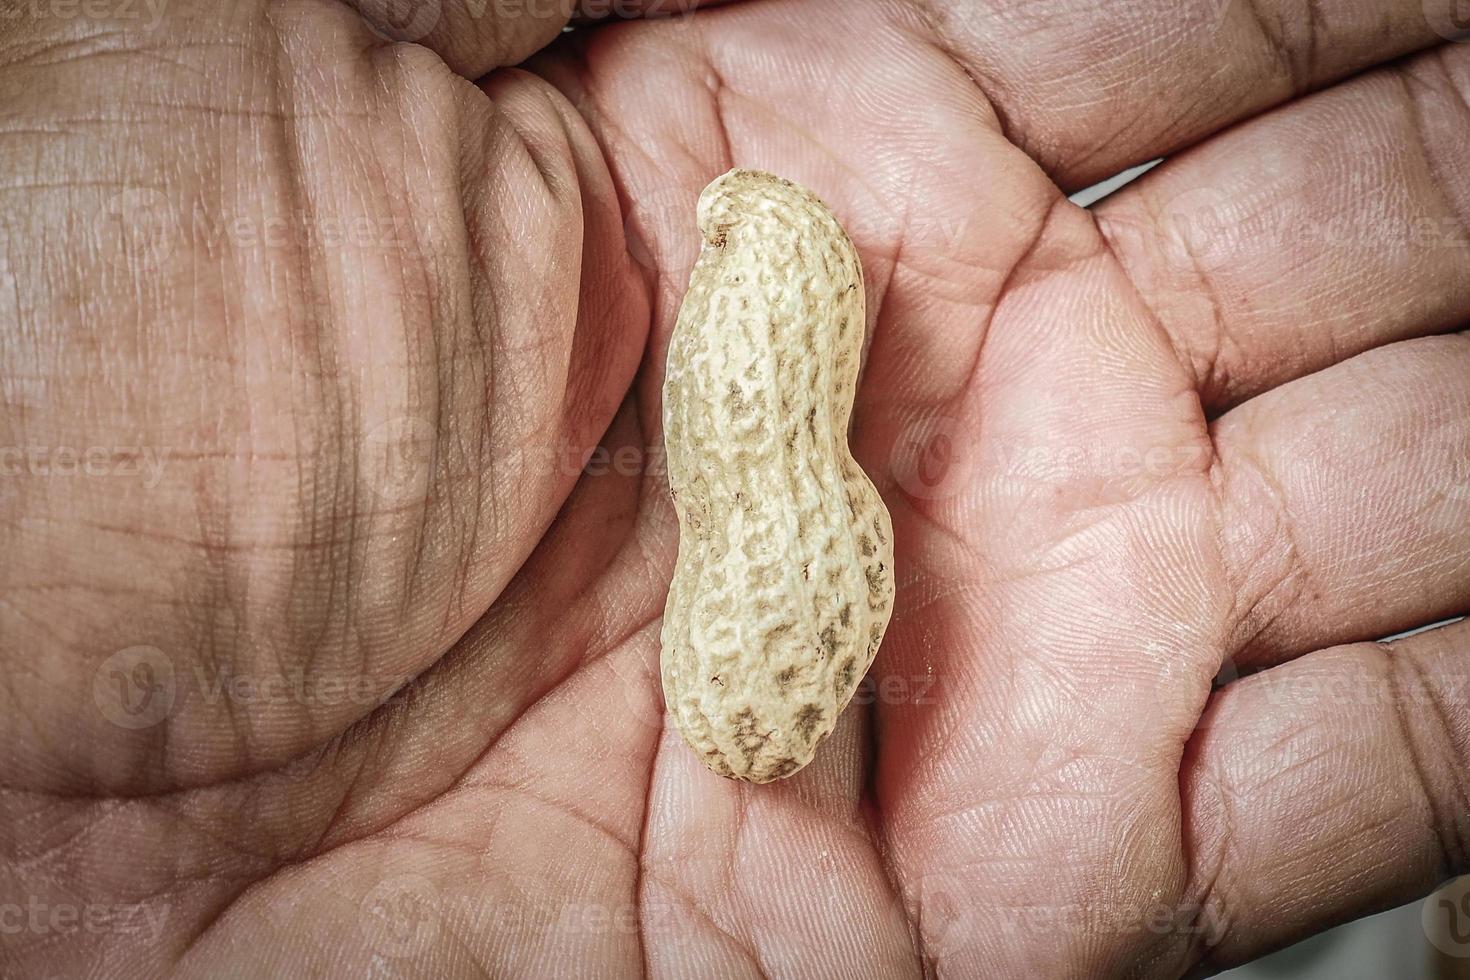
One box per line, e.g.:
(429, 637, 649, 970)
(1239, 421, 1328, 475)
(660, 168, 895, 783)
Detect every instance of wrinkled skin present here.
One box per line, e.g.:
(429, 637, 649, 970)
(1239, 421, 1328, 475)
(2, 0, 1469, 976)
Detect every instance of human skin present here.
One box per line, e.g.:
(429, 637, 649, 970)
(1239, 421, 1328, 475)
(0, 0, 1467, 976)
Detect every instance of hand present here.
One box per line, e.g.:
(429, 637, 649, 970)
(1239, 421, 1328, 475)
(2, 1, 1467, 977)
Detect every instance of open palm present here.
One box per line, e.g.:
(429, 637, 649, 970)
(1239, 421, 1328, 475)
(2, 0, 1467, 977)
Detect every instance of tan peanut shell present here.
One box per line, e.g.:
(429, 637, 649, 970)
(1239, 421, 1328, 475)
(660, 168, 895, 783)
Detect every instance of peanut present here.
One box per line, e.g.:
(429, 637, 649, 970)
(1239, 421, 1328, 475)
(660, 169, 895, 783)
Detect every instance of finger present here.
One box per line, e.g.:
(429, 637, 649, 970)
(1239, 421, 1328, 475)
(1211, 333, 1470, 671)
(0, 3, 645, 795)
(1177, 617, 1470, 973)
(926, 0, 1463, 190)
(868, 203, 1226, 976)
(638, 708, 919, 979)
(1096, 45, 1470, 411)
(0, 399, 664, 980)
